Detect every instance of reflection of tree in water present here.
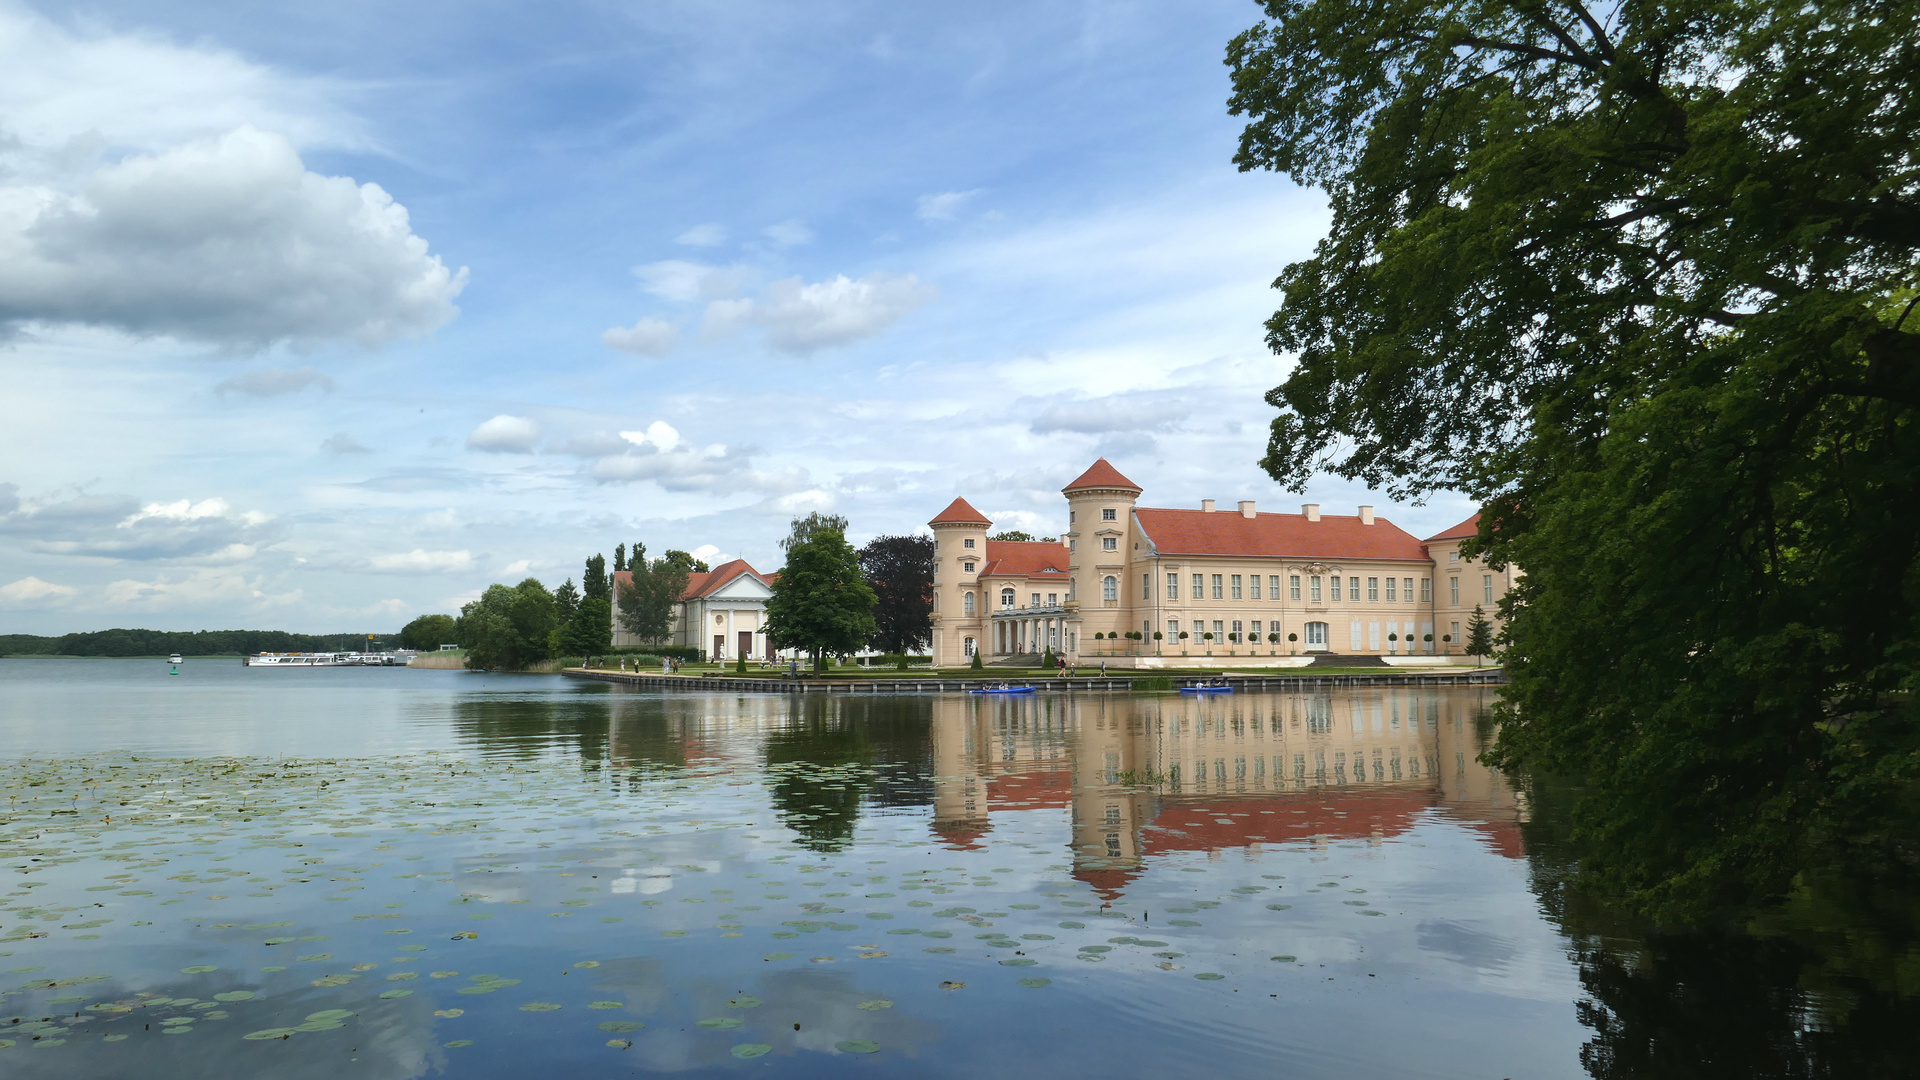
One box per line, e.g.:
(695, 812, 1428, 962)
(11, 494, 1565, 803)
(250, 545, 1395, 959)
(763, 696, 934, 852)
(1522, 776, 1920, 1078)
(449, 694, 616, 762)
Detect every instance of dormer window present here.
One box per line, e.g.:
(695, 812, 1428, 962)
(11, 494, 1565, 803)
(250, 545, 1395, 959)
(1101, 508, 1117, 521)
(963, 538, 975, 549)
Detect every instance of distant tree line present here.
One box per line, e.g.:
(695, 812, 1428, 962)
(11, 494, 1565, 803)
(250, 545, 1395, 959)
(392, 520, 942, 671)
(0, 629, 396, 657)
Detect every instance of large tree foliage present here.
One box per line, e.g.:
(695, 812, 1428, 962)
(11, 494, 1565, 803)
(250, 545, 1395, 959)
(859, 534, 934, 654)
(780, 511, 849, 552)
(399, 614, 457, 651)
(1228, 0, 1920, 911)
(766, 526, 877, 672)
(615, 543, 690, 645)
(581, 554, 610, 603)
(456, 578, 558, 670)
(663, 549, 710, 573)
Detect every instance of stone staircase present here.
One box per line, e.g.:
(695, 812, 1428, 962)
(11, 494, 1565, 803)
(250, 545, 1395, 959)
(1306, 653, 1390, 667)
(987, 653, 1043, 667)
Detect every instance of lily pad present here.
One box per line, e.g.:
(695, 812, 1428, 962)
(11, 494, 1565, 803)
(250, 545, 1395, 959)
(1017, 977, 1051, 988)
(213, 990, 256, 1002)
(727, 995, 762, 1009)
(696, 1017, 743, 1029)
(180, 965, 218, 974)
(444, 1039, 474, 1048)
(519, 1002, 561, 1012)
(244, 1028, 297, 1041)
(1194, 972, 1225, 981)
(855, 999, 892, 1010)
(586, 1001, 625, 1010)
(731, 1043, 772, 1058)
(836, 1038, 880, 1054)
(379, 988, 413, 999)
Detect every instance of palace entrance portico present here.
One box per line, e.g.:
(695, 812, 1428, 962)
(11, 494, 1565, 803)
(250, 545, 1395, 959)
(989, 601, 1069, 658)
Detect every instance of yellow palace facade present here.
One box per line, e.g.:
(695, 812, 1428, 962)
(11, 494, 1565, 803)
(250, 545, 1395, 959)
(926, 459, 1511, 668)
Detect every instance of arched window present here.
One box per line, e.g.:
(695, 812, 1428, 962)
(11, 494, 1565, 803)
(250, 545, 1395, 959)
(1000, 588, 1015, 610)
(1102, 576, 1118, 602)
(962, 592, 975, 615)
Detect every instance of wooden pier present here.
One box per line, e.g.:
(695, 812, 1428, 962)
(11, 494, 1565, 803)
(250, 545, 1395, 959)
(561, 667, 1507, 695)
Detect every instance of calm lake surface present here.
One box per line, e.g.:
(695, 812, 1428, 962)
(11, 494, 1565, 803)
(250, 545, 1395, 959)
(0, 658, 1912, 1078)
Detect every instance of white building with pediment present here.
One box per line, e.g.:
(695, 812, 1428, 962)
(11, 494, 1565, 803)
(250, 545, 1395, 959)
(611, 558, 778, 661)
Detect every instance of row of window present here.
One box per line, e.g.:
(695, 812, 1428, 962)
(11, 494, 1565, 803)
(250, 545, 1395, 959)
(1157, 572, 1439, 604)
(1150, 618, 1465, 646)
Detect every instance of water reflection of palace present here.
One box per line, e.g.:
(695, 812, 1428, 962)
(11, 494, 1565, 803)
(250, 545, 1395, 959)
(544, 685, 1524, 901)
(928, 687, 1524, 898)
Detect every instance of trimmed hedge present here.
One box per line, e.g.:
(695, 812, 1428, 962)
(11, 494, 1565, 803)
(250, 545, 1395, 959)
(618, 645, 704, 662)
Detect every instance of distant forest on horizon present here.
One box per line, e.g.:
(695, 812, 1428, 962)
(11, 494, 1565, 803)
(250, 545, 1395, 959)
(0, 628, 401, 657)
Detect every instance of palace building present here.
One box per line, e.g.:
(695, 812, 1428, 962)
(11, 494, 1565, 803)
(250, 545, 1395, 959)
(926, 458, 1511, 668)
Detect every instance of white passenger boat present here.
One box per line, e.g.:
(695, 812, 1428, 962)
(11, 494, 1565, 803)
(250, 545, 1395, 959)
(245, 652, 413, 667)
(167, 653, 183, 664)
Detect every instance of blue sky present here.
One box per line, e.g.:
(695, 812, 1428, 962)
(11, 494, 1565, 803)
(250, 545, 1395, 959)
(0, 0, 1481, 633)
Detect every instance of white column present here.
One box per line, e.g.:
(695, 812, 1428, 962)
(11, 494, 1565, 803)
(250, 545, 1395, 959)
(726, 608, 736, 660)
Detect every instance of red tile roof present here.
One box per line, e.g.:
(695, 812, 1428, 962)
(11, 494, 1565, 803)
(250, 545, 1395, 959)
(1425, 513, 1481, 543)
(1062, 457, 1141, 494)
(611, 558, 769, 602)
(978, 540, 1070, 580)
(1135, 508, 1428, 562)
(930, 496, 992, 526)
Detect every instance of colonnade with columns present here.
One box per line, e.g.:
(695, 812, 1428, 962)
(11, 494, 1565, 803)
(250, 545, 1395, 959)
(991, 613, 1066, 657)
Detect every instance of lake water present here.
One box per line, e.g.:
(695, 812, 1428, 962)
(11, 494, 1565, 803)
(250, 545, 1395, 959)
(0, 658, 1912, 1078)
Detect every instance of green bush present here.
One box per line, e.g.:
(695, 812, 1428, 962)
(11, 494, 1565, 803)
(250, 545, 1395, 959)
(638, 645, 705, 662)
(862, 653, 933, 666)
(970, 651, 983, 670)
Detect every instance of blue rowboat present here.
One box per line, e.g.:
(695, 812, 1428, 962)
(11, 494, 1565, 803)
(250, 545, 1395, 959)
(971, 685, 1037, 695)
(1180, 685, 1234, 694)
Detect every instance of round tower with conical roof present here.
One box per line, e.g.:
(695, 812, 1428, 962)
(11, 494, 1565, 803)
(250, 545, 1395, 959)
(927, 496, 992, 667)
(1060, 458, 1143, 659)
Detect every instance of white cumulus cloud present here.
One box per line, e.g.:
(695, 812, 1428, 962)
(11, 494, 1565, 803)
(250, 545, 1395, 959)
(619, 421, 683, 452)
(0, 575, 76, 606)
(601, 317, 677, 356)
(0, 126, 465, 349)
(707, 272, 936, 355)
(467, 415, 541, 453)
(368, 549, 474, 573)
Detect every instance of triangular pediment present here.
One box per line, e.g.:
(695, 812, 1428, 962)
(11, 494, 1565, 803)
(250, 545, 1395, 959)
(707, 573, 772, 600)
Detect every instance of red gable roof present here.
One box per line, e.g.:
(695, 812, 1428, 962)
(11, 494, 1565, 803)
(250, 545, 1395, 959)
(1134, 508, 1428, 562)
(978, 539, 1070, 580)
(1062, 458, 1141, 494)
(1425, 513, 1480, 543)
(611, 558, 769, 603)
(930, 497, 992, 526)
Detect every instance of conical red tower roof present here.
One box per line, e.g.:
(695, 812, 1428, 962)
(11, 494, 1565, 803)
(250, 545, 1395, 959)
(929, 496, 992, 526)
(1062, 457, 1141, 494)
